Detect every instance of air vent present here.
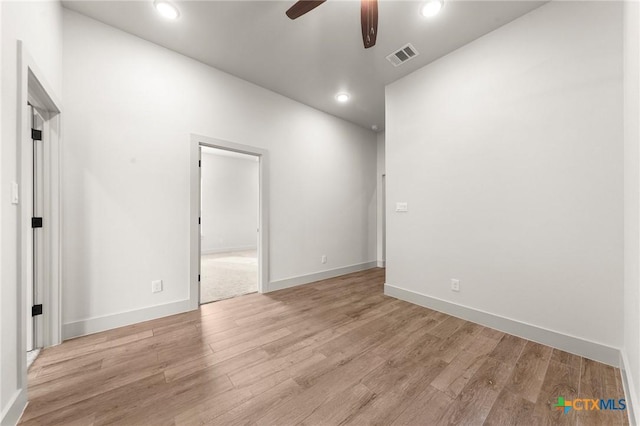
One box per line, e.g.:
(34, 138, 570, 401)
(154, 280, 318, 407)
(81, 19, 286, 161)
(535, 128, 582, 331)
(386, 43, 419, 67)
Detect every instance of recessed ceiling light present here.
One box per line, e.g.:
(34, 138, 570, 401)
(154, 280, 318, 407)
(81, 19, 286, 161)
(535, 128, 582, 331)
(421, 0, 443, 17)
(154, 0, 180, 20)
(335, 92, 350, 103)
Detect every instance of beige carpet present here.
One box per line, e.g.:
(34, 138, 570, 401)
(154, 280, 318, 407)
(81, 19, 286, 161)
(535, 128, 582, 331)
(200, 250, 258, 304)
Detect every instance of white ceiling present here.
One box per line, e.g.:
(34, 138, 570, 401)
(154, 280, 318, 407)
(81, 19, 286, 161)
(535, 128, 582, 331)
(62, 0, 544, 131)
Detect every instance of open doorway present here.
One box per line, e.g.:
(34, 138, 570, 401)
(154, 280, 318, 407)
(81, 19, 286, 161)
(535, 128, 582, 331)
(189, 134, 269, 310)
(199, 146, 260, 303)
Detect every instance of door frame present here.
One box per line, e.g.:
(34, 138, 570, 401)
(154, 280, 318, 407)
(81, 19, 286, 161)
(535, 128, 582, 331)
(189, 134, 269, 309)
(16, 41, 63, 391)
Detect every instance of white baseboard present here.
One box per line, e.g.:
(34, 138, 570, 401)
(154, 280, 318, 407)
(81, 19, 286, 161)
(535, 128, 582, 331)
(62, 299, 192, 340)
(62, 262, 375, 339)
(385, 283, 621, 367)
(377, 260, 386, 268)
(620, 351, 638, 425)
(201, 245, 257, 255)
(1, 388, 27, 426)
(268, 262, 378, 292)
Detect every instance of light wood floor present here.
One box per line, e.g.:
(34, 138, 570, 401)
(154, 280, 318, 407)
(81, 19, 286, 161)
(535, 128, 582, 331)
(22, 268, 628, 425)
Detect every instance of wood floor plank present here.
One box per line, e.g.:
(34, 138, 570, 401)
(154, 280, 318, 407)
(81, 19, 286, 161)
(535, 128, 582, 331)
(211, 378, 303, 426)
(429, 316, 466, 340)
(369, 322, 441, 362)
(227, 346, 326, 389)
(577, 358, 628, 426)
(532, 360, 580, 426)
(465, 332, 501, 357)
(484, 388, 536, 425)
(31, 359, 104, 386)
(207, 327, 292, 362)
(488, 333, 527, 366)
(505, 340, 553, 403)
(551, 348, 582, 369)
(390, 385, 454, 426)
(19, 268, 628, 426)
(298, 382, 377, 425)
(163, 347, 269, 383)
(350, 356, 447, 425)
(21, 374, 168, 425)
(433, 321, 484, 363)
(255, 351, 386, 425)
(431, 350, 487, 399)
(95, 371, 234, 425)
(439, 357, 514, 425)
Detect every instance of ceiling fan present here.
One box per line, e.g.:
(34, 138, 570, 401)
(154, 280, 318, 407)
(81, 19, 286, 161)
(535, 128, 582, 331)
(285, 0, 378, 49)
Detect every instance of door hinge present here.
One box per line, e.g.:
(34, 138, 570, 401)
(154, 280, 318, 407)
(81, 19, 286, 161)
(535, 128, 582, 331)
(31, 129, 42, 141)
(198, 274, 201, 282)
(198, 160, 201, 167)
(32, 217, 43, 228)
(32, 304, 43, 316)
(198, 217, 201, 225)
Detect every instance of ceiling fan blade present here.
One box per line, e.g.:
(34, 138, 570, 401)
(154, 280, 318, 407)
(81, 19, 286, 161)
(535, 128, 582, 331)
(286, 0, 326, 19)
(361, 0, 378, 48)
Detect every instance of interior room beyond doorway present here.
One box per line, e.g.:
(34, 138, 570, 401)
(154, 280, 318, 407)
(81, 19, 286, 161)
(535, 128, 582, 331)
(200, 146, 259, 304)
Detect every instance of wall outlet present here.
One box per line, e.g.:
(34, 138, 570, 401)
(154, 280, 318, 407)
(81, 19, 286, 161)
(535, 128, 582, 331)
(321, 255, 327, 264)
(152, 280, 163, 293)
(451, 279, 460, 292)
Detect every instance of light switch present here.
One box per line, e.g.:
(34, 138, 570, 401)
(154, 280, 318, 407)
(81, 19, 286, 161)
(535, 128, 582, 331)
(11, 182, 19, 205)
(396, 202, 408, 212)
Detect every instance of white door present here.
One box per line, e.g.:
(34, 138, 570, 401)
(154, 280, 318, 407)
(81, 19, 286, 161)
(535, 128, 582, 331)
(382, 174, 386, 263)
(27, 105, 45, 351)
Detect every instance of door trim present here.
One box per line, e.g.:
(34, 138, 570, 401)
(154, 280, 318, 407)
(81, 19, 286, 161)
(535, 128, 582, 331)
(189, 134, 269, 309)
(16, 40, 62, 402)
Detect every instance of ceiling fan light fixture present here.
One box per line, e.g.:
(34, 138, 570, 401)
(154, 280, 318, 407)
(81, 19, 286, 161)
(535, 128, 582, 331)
(421, 0, 443, 17)
(335, 93, 350, 103)
(154, 0, 180, 20)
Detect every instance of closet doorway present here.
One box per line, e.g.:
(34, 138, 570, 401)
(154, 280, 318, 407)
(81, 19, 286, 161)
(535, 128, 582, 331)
(190, 134, 269, 309)
(199, 146, 259, 303)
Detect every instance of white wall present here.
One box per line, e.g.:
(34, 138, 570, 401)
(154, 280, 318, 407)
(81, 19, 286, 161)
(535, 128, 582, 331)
(200, 151, 258, 254)
(0, 2, 4, 417)
(61, 9, 377, 336)
(386, 1, 623, 361)
(0, 1, 4, 416)
(376, 131, 385, 266)
(1, 1, 63, 424)
(623, 0, 640, 422)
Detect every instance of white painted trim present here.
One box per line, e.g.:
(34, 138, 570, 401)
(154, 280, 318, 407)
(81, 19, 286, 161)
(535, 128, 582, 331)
(190, 134, 269, 310)
(13, 41, 63, 416)
(620, 350, 638, 425)
(201, 245, 258, 255)
(0, 388, 27, 426)
(385, 283, 621, 367)
(62, 299, 191, 340)
(377, 260, 386, 268)
(268, 262, 377, 292)
(20, 46, 64, 350)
